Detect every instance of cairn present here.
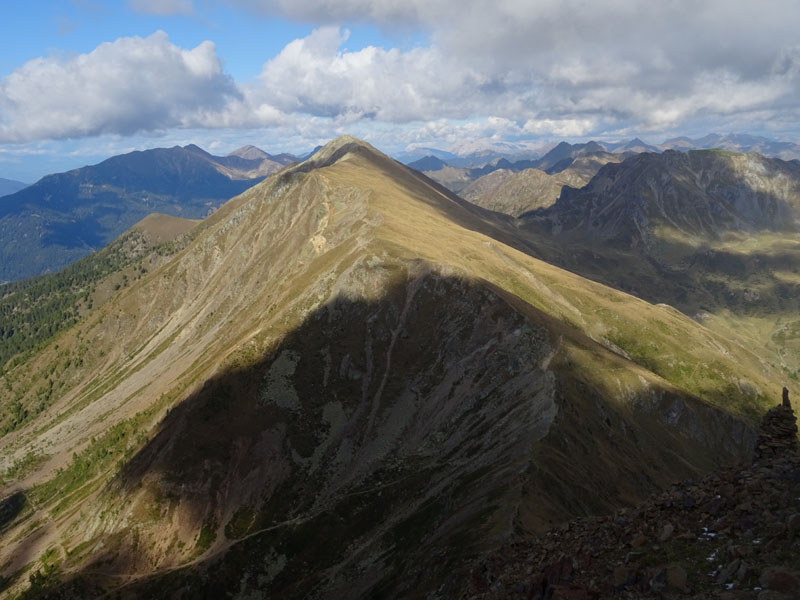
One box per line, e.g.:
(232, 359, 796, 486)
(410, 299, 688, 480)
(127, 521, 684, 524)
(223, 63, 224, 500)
(754, 386, 798, 460)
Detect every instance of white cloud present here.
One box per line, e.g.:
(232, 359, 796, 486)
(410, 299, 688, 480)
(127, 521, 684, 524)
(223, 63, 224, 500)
(4, 1, 800, 150)
(226, 0, 800, 138)
(0, 31, 238, 142)
(127, 0, 194, 16)
(249, 26, 488, 122)
(523, 119, 598, 138)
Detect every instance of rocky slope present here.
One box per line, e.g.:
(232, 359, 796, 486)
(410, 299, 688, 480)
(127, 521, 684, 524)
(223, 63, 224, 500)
(0, 137, 792, 599)
(464, 391, 799, 599)
(462, 168, 582, 216)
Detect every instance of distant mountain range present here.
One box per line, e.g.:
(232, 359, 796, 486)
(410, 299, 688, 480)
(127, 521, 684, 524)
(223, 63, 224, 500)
(398, 141, 545, 168)
(0, 144, 298, 282)
(659, 133, 800, 159)
(601, 137, 662, 154)
(403, 133, 800, 171)
(0, 177, 28, 197)
(413, 140, 625, 196)
(461, 151, 623, 217)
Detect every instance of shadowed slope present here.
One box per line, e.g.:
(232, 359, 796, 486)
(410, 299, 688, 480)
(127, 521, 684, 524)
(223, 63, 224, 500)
(51, 270, 750, 600)
(518, 149, 800, 378)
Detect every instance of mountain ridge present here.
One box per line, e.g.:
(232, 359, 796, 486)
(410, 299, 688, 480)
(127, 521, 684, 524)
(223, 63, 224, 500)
(525, 149, 800, 245)
(0, 136, 793, 599)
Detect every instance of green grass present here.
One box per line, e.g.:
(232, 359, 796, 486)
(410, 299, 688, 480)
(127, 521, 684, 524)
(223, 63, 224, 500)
(28, 390, 173, 512)
(194, 520, 217, 556)
(225, 506, 255, 540)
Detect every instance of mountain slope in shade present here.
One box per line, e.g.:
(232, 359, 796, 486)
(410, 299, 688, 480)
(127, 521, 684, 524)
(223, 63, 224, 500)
(464, 400, 800, 598)
(527, 149, 800, 245)
(407, 154, 449, 171)
(0, 177, 28, 197)
(0, 144, 281, 282)
(519, 147, 800, 383)
(0, 137, 792, 599)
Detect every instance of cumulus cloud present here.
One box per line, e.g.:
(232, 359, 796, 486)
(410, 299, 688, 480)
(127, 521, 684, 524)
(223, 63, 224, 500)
(0, 31, 238, 142)
(250, 26, 492, 122)
(4, 1, 800, 148)
(228, 0, 800, 137)
(523, 119, 598, 138)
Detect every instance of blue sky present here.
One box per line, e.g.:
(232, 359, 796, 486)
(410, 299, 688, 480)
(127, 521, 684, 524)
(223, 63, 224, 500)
(0, 2, 417, 82)
(2, 0, 800, 182)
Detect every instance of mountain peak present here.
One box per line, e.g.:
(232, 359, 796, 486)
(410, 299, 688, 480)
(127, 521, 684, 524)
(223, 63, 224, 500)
(407, 155, 448, 171)
(583, 140, 604, 153)
(318, 134, 372, 153)
(227, 145, 270, 161)
(303, 135, 382, 167)
(182, 143, 209, 156)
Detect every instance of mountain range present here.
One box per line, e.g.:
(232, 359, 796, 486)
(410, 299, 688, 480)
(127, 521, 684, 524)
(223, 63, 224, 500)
(0, 144, 298, 282)
(459, 153, 624, 217)
(515, 148, 800, 392)
(403, 133, 800, 173)
(413, 141, 624, 202)
(660, 133, 800, 159)
(0, 136, 797, 598)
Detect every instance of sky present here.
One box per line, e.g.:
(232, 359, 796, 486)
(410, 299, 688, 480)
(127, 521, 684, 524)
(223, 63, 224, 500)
(2, 0, 800, 182)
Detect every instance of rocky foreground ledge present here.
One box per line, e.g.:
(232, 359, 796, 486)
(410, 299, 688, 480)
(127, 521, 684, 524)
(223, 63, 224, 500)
(464, 390, 800, 600)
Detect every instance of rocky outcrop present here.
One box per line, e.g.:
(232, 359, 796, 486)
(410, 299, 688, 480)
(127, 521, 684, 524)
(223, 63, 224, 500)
(755, 388, 798, 459)
(464, 390, 800, 599)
